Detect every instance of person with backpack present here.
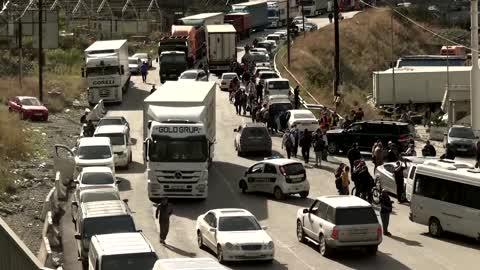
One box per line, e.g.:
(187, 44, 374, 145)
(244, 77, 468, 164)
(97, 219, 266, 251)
(334, 163, 346, 194)
(313, 129, 325, 167)
(341, 166, 350, 195)
(282, 129, 295, 159)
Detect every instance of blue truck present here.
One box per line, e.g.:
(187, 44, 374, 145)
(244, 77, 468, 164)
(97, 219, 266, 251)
(231, 0, 269, 32)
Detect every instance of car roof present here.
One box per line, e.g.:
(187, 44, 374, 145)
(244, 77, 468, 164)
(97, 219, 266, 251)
(94, 124, 127, 134)
(133, 53, 148, 56)
(17, 96, 38, 100)
(79, 186, 118, 196)
(261, 158, 301, 166)
(241, 122, 267, 128)
(289, 109, 314, 115)
(210, 208, 253, 217)
(78, 137, 111, 147)
(93, 233, 155, 255)
(355, 120, 410, 126)
(222, 72, 237, 77)
(80, 166, 113, 174)
(416, 164, 480, 186)
(318, 195, 372, 208)
(128, 56, 138, 60)
(259, 71, 277, 75)
(82, 200, 129, 218)
(267, 34, 280, 37)
(100, 116, 125, 121)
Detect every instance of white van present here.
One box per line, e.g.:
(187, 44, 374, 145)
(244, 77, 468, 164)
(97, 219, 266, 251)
(153, 258, 228, 270)
(409, 164, 480, 240)
(54, 137, 115, 180)
(89, 232, 158, 270)
(264, 78, 290, 98)
(94, 125, 132, 168)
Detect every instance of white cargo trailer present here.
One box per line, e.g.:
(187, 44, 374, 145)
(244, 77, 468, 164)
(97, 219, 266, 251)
(206, 24, 237, 73)
(83, 40, 130, 105)
(143, 81, 216, 201)
(372, 66, 472, 105)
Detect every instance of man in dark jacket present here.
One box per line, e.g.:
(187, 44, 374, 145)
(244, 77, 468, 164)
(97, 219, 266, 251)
(421, 140, 436, 157)
(394, 161, 406, 203)
(155, 198, 173, 244)
(380, 189, 393, 236)
(347, 143, 361, 173)
(80, 109, 90, 124)
(293, 86, 300, 109)
(256, 82, 264, 103)
(300, 129, 312, 163)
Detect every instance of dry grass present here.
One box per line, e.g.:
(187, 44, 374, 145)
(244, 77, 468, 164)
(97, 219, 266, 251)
(0, 109, 31, 193)
(276, 8, 438, 117)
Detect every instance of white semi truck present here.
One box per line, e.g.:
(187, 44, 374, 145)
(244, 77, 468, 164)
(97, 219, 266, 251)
(267, 0, 288, 28)
(300, 0, 329, 17)
(143, 81, 216, 201)
(372, 66, 471, 105)
(82, 40, 130, 105)
(206, 24, 237, 74)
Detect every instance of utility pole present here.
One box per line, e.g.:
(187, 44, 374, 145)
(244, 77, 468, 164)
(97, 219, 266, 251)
(301, 1, 305, 38)
(38, 0, 44, 102)
(18, 20, 23, 89)
(333, 0, 340, 98)
(287, 0, 291, 67)
(390, 12, 396, 108)
(470, 0, 480, 129)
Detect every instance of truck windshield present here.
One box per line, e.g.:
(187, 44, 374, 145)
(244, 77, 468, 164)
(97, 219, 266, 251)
(268, 10, 278, 17)
(149, 135, 208, 162)
(102, 253, 158, 270)
(83, 216, 135, 239)
(86, 66, 119, 77)
(160, 54, 187, 64)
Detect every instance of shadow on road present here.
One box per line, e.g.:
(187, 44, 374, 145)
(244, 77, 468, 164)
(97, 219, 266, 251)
(118, 161, 146, 174)
(387, 234, 423, 247)
(116, 177, 132, 191)
(227, 260, 288, 270)
(164, 243, 197, 257)
(333, 250, 413, 270)
(420, 232, 480, 251)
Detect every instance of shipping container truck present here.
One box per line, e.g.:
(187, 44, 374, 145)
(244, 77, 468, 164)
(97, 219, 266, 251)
(206, 24, 237, 74)
(267, 0, 288, 28)
(178, 13, 224, 27)
(372, 66, 471, 105)
(224, 12, 252, 39)
(82, 40, 130, 106)
(158, 25, 206, 67)
(158, 51, 188, 83)
(231, 0, 269, 32)
(298, 0, 329, 17)
(143, 81, 216, 200)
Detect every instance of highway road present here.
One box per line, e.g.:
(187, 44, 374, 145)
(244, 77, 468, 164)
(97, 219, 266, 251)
(60, 13, 480, 270)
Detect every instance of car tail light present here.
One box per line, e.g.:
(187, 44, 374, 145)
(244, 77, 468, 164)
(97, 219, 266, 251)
(398, 134, 409, 142)
(377, 226, 383, 237)
(332, 227, 339, 240)
(279, 166, 287, 176)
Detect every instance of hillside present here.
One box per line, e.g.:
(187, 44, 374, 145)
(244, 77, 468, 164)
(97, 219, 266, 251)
(276, 8, 449, 118)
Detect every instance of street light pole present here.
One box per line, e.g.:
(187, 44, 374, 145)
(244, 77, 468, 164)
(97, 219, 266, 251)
(287, 0, 291, 67)
(301, 2, 305, 38)
(333, 0, 340, 97)
(38, 0, 44, 102)
(470, 0, 480, 129)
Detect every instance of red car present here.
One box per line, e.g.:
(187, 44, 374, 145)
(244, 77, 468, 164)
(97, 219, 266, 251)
(8, 96, 49, 121)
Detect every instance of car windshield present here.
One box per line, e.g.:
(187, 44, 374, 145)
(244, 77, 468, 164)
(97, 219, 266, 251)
(335, 207, 378, 225)
(95, 133, 125, 146)
(161, 54, 186, 64)
(218, 216, 261, 231)
(267, 36, 279, 41)
(260, 73, 279, 79)
(102, 253, 158, 270)
(270, 103, 293, 112)
(129, 59, 138, 64)
(180, 72, 198, 79)
(83, 216, 135, 239)
(149, 136, 208, 162)
(86, 66, 119, 76)
(222, 74, 237, 80)
(251, 54, 269, 63)
(294, 113, 314, 119)
(81, 172, 114, 185)
(243, 127, 268, 138)
(450, 127, 475, 139)
(78, 146, 112, 159)
(80, 192, 119, 203)
(281, 163, 305, 175)
(98, 118, 124, 126)
(20, 98, 41, 106)
(268, 81, 289, 89)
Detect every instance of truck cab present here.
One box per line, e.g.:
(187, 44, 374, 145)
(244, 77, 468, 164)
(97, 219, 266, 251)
(159, 51, 188, 83)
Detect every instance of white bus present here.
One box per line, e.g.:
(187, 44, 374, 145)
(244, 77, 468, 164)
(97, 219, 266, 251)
(409, 164, 480, 240)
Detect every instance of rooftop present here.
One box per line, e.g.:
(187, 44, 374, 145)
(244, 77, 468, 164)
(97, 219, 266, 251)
(94, 125, 127, 135)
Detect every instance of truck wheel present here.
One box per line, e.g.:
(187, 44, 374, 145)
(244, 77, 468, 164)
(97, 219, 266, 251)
(297, 220, 306, 243)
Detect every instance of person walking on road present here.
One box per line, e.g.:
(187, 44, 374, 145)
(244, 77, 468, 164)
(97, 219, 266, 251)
(294, 86, 300, 109)
(141, 61, 149, 83)
(155, 198, 173, 244)
(292, 127, 299, 158)
(256, 81, 264, 104)
(313, 129, 325, 167)
(394, 161, 406, 203)
(380, 189, 393, 236)
(328, 13, 333, 23)
(373, 142, 384, 172)
(347, 143, 361, 173)
(341, 166, 350, 195)
(300, 129, 312, 164)
(282, 129, 295, 159)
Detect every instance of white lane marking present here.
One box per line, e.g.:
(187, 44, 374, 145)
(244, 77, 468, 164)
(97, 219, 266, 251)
(212, 165, 315, 270)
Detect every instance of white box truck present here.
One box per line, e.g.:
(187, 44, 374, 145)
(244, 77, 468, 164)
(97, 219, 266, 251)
(143, 81, 216, 201)
(268, 0, 288, 28)
(153, 258, 229, 270)
(206, 24, 237, 74)
(372, 66, 471, 105)
(300, 0, 329, 17)
(82, 40, 130, 105)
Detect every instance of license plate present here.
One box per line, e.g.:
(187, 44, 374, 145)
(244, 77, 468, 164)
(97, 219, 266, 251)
(35, 113, 43, 116)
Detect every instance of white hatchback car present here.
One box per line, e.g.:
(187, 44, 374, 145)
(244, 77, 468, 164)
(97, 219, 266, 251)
(73, 167, 120, 197)
(286, 109, 319, 132)
(239, 158, 309, 200)
(219, 73, 238, 91)
(196, 208, 274, 263)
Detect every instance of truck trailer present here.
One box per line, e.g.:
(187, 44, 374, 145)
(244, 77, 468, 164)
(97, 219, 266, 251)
(267, 0, 288, 28)
(224, 12, 251, 39)
(231, 0, 269, 32)
(206, 24, 237, 74)
(372, 66, 472, 106)
(298, 0, 329, 17)
(143, 81, 216, 200)
(178, 13, 224, 27)
(82, 40, 130, 105)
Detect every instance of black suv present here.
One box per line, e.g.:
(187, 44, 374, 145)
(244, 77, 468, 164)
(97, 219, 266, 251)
(326, 120, 414, 154)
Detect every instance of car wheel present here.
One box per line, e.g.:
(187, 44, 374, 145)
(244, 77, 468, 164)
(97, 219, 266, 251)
(197, 230, 204, 249)
(273, 187, 285, 200)
(299, 191, 309, 198)
(217, 245, 225, 263)
(319, 234, 333, 257)
(296, 220, 306, 243)
(327, 142, 339, 154)
(428, 217, 443, 237)
(366, 245, 378, 255)
(239, 180, 248, 193)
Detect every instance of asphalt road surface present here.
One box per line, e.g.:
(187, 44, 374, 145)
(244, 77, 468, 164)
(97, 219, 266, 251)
(60, 13, 480, 270)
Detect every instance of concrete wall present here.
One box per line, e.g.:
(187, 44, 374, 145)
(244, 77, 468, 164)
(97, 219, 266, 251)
(0, 218, 52, 270)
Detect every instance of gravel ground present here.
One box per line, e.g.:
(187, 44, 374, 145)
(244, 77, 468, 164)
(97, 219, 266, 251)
(0, 108, 82, 253)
